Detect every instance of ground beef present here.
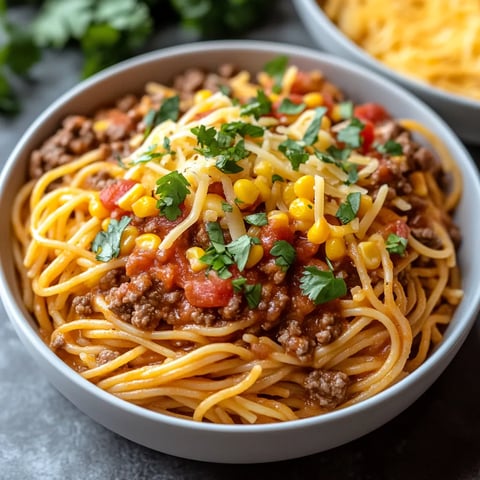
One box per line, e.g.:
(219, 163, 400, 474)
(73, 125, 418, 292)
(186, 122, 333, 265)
(304, 369, 349, 409)
(72, 292, 94, 316)
(96, 349, 119, 365)
(256, 283, 290, 330)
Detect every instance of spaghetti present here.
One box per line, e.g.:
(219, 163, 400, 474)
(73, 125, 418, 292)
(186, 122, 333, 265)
(321, 0, 480, 101)
(12, 58, 463, 424)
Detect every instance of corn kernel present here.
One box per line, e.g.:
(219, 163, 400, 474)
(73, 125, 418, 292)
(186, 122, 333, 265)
(315, 130, 333, 151)
(294, 175, 315, 201)
(410, 171, 428, 197)
(358, 194, 373, 217)
(329, 221, 358, 238)
(88, 193, 109, 219)
(101, 218, 111, 231)
(135, 233, 161, 251)
(93, 119, 109, 133)
(245, 244, 264, 269)
(269, 93, 280, 103)
(120, 226, 139, 256)
(307, 217, 330, 244)
(321, 115, 331, 130)
(325, 237, 346, 261)
(132, 195, 159, 218)
(358, 241, 382, 270)
(194, 89, 212, 104)
(253, 160, 273, 178)
(289, 197, 315, 222)
(254, 176, 271, 202)
(117, 183, 145, 211)
(268, 210, 290, 229)
(293, 219, 314, 232)
(282, 182, 296, 206)
(186, 246, 207, 272)
(234, 179, 260, 207)
(204, 193, 226, 216)
(303, 92, 323, 108)
(330, 104, 343, 122)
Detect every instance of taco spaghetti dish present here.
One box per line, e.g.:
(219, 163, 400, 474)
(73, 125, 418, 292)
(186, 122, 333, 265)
(12, 57, 463, 424)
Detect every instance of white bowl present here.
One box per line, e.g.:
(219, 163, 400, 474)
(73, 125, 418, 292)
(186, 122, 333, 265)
(293, 0, 480, 144)
(1, 40, 480, 464)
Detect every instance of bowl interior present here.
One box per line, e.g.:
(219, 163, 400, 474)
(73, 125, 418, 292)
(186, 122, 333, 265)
(1, 41, 479, 462)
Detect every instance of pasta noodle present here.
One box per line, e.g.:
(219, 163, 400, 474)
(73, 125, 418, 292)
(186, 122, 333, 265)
(321, 0, 480, 101)
(12, 59, 463, 424)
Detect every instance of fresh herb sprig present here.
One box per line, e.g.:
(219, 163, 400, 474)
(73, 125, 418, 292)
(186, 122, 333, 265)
(91, 216, 131, 262)
(300, 265, 347, 305)
(155, 170, 190, 221)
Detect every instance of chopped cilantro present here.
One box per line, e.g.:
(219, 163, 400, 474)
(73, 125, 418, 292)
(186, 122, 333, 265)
(270, 240, 296, 272)
(222, 202, 233, 213)
(278, 139, 308, 171)
(278, 98, 305, 115)
(300, 265, 347, 305)
(143, 95, 180, 138)
(314, 146, 358, 185)
(227, 234, 260, 271)
(219, 84, 232, 97)
(155, 171, 190, 221)
(376, 140, 404, 156)
(232, 277, 262, 308)
(272, 174, 285, 183)
(385, 233, 408, 255)
(244, 212, 268, 226)
(336, 192, 361, 224)
(133, 139, 173, 164)
(337, 117, 365, 148)
(240, 90, 272, 119)
(220, 121, 264, 138)
(263, 55, 288, 93)
(337, 101, 354, 120)
(91, 216, 131, 262)
(303, 106, 327, 146)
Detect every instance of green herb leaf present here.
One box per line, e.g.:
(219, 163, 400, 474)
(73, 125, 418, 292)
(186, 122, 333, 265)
(232, 276, 247, 292)
(300, 265, 347, 304)
(278, 139, 308, 171)
(263, 55, 288, 93)
(227, 234, 259, 271)
(143, 95, 180, 137)
(270, 240, 296, 271)
(336, 192, 361, 224)
(92, 216, 131, 262)
(133, 142, 172, 164)
(272, 174, 285, 183)
(337, 101, 353, 120)
(376, 140, 404, 156)
(240, 89, 272, 119)
(278, 98, 305, 115)
(385, 233, 408, 255)
(337, 117, 365, 148)
(244, 283, 262, 308)
(155, 171, 190, 221)
(303, 106, 327, 146)
(314, 147, 358, 185)
(244, 212, 268, 226)
(222, 202, 233, 213)
(220, 121, 264, 138)
(219, 84, 232, 97)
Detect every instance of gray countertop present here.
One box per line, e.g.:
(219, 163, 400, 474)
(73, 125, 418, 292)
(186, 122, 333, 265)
(1, 2, 480, 479)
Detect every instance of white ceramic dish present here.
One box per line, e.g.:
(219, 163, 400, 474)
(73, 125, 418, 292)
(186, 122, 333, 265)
(293, 0, 480, 144)
(1, 40, 480, 464)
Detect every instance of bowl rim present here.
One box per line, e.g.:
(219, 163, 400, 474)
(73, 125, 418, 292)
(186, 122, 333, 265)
(1, 39, 480, 435)
(293, 0, 480, 109)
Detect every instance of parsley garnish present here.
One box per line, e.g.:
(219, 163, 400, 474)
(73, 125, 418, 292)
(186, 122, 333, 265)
(300, 265, 347, 305)
(240, 90, 272, 119)
(337, 101, 354, 120)
(303, 106, 327, 146)
(219, 84, 232, 97)
(192, 121, 262, 174)
(232, 277, 262, 308)
(385, 233, 408, 255)
(221, 202, 233, 213)
(270, 240, 296, 271)
(272, 174, 285, 183)
(315, 146, 358, 185)
(278, 98, 305, 115)
(91, 216, 131, 262)
(278, 139, 309, 171)
(200, 223, 260, 277)
(336, 192, 361, 224)
(337, 117, 365, 148)
(376, 140, 403, 156)
(155, 171, 190, 221)
(244, 212, 268, 226)
(263, 55, 288, 93)
(143, 95, 180, 138)
(133, 138, 173, 164)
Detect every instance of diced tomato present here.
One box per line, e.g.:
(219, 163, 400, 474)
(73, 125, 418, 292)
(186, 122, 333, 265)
(260, 223, 294, 255)
(208, 182, 224, 196)
(295, 237, 319, 263)
(184, 273, 233, 308)
(99, 179, 137, 211)
(360, 120, 375, 153)
(290, 71, 323, 95)
(125, 249, 156, 276)
(384, 219, 410, 239)
(354, 103, 390, 124)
